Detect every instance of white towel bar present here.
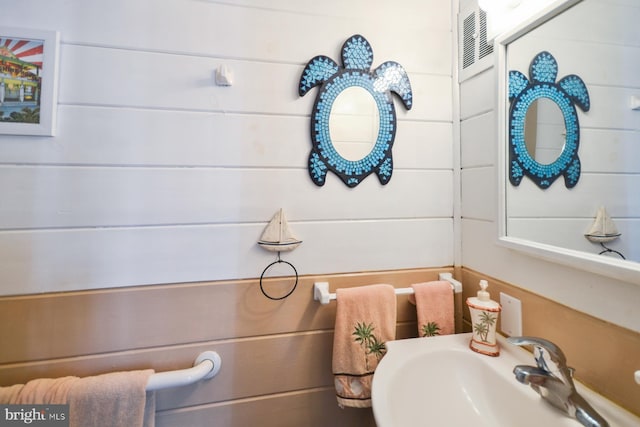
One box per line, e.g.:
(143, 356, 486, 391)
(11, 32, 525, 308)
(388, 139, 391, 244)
(145, 351, 222, 391)
(313, 272, 462, 305)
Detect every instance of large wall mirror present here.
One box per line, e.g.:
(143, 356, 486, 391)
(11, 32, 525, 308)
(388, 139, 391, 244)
(496, 0, 640, 284)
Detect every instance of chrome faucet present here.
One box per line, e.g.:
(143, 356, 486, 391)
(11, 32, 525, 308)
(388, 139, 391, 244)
(507, 336, 609, 427)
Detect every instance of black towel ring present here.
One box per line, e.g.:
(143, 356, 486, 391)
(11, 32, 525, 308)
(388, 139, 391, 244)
(259, 253, 299, 300)
(599, 242, 626, 260)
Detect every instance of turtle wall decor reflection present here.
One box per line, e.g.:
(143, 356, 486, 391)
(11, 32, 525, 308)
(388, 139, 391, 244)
(508, 51, 590, 189)
(298, 34, 412, 188)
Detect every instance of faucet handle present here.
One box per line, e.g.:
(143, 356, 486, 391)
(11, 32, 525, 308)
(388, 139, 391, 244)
(507, 336, 567, 366)
(507, 336, 575, 386)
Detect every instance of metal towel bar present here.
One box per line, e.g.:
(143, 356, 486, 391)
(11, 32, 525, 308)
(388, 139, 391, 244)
(145, 351, 222, 391)
(313, 272, 462, 305)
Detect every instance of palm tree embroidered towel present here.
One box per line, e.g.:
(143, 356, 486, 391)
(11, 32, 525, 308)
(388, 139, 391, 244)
(409, 281, 454, 337)
(332, 284, 396, 408)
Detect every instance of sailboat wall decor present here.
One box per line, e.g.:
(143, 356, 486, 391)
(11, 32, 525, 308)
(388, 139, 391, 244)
(258, 209, 302, 252)
(584, 206, 621, 243)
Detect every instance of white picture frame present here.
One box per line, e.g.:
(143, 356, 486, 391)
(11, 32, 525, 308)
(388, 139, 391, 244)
(0, 27, 60, 136)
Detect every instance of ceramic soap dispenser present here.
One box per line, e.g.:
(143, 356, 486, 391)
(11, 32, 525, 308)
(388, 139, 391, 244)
(466, 280, 502, 356)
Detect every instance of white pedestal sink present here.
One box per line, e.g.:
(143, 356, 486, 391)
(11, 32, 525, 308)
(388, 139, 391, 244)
(371, 333, 639, 427)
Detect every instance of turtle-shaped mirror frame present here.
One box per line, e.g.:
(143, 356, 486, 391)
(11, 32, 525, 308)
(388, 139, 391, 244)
(508, 51, 590, 189)
(298, 35, 412, 188)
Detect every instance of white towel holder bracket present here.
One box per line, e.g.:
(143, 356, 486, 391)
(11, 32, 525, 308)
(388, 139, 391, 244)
(313, 281, 331, 305)
(195, 351, 222, 379)
(313, 272, 462, 305)
(145, 350, 222, 391)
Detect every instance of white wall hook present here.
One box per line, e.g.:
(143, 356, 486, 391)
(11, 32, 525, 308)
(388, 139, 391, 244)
(630, 95, 640, 111)
(215, 64, 234, 86)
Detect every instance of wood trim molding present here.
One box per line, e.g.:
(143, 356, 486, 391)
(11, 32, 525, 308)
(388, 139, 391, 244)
(0, 267, 455, 427)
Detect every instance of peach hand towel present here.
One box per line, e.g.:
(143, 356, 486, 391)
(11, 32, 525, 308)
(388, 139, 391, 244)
(409, 281, 454, 337)
(68, 370, 155, 427)
(0, 370, 155, 427)
(332, 284, 396, 408)
(0, 376, 78, 404)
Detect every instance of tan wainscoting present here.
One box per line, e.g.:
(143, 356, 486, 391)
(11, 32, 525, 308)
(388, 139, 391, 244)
(461, 268, 640, 417)
(0, 267, 455, 427)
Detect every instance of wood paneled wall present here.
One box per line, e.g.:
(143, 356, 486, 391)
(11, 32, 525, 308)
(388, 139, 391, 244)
(0, 268, 455, 427)
(3, 265, 639, 423)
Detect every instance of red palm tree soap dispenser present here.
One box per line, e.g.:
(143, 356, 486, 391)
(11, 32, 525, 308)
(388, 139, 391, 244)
(467, 280, 502, 356)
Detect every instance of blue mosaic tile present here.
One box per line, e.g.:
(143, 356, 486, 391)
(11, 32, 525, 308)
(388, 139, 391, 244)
(508, 51, 590, 189)
(299, 35, 412, 188)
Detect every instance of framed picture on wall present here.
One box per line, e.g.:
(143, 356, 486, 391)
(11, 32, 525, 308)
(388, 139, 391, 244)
(0, 27, 60, 136)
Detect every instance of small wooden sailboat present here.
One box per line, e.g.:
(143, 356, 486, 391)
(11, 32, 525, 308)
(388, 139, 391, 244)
(258, 209, 302, 252)
(584, 206, 621, 243)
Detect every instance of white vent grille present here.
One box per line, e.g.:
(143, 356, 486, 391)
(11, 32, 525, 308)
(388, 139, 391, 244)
(462, 13, 476, 70)
(478, 9, 494, 60)
(458, 3, 494, 82)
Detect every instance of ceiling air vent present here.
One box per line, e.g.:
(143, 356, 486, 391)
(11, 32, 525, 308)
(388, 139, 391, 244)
(458, 2, 494, 82)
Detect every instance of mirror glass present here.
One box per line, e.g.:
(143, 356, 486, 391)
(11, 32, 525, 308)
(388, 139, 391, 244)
(329, 87, 379, 161)
(524, 98, 566, 165)
(498, 0, 640, 284)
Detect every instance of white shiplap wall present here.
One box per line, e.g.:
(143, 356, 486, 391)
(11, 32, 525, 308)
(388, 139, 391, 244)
(460, 0, 640, 332)
(0, 0, 454, 295)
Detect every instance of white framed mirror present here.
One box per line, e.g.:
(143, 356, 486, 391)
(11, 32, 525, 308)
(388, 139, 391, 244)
(495, 0, 640, 285)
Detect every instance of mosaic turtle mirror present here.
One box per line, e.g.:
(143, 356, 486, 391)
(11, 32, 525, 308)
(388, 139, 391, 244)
(299, 34, 413, 188)
(508, 51, 590, 189)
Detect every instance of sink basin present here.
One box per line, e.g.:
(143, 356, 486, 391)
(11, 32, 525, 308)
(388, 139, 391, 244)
(372, 333, 639, 427)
